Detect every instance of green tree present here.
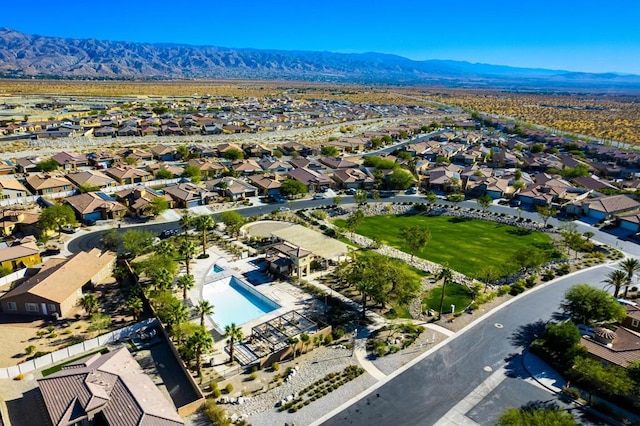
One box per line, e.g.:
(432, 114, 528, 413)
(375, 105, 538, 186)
(35, 159, 58, 172)
(193, 215, 215, 256)
(343, 251, 391, 319)
(280, 179, 307, 197)
(125, 296, 144, 320)
(222, 148, 244, 161)
(154, 169, 174, 180)
(536, 205, 557, 226)
(539, 322, 586, 369)
(78, 183, 100, 193)
(333, 196, 342, 206)
(510, 246, 545, 273)
(187, 326, 214, 377)
(100, 228, 122, 252)
(603, 269, 627, 298)
(388, 169, 414, 190)
(477, 194, 493, 211)
(570, 356, 634, 404)
(424, 191, 438, 204)
(561, 284, 626, 325)
(287, 336, 299, 360)
(87, 312, 111, 336)
(176, 145, 190, 160)
(224, 323, 244, 364)
(345, 209, 364, 238)
(560, 223, 584, 257)
(272, 149, 283, 158)
(146, 196, 169, 216)
(446, 192, 465, 206)
(620, 257, 640, 298)
(78, 294, 98, 316)
(195, 299, 214, 327)
(176, 274, 195, 300)
(399, 225, 430, 261)
(122, 229, 155, 257)
(154, 240, 175, 258)
(39, 204, 77, 237)
(354, 189, 368, 205)
(218, 211, 245, 237)
(437, 267, 453, 320)
(320, 145, 339, 156)
(497, 404, 577, 426)
(152, 268, 175, 291)
(182, 165, 202, 183)
(179, 210, 194, 242)
(299, 332, 310, 354)
(179, 241, 197, 276)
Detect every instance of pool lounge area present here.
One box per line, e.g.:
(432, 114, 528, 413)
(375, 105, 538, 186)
(202, 271, 281, 332)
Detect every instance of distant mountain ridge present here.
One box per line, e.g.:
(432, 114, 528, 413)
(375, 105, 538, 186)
(1, 27, 638, 88)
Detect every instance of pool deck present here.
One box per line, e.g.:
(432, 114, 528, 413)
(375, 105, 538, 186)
(186, 243, 313, 369)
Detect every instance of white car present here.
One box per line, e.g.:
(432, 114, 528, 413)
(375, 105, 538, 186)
(278, 206, 291, 212)
(313, 194, 326, 200)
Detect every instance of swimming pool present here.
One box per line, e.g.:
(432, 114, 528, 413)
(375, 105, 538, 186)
(202, 273, 280, 330)
(212, 264, 224, 273)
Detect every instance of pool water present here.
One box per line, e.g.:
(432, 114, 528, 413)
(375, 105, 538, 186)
(212, 264, 224, 273)
(202, 274, 279, 330)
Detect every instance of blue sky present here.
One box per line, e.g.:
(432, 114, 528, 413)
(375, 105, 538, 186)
(3, 0, 640, 74)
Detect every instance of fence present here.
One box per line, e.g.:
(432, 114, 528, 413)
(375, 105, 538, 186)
(0, 268, 27, 287)
(0, 317, 158, 380)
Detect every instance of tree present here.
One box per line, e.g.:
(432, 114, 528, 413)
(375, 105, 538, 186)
(477, 194, 493, 211)
(100, 228, 122, 252)
(195, 300, 214, 327)
(35, 160, 58, 172)
(146, 196, 169, 216)
(497, 404, 577, 426)
(388, 169, 414, 190)
(272, 149, 283, 158)
(39, 204, 77, 237)
(280, 179, 307, 197)
(193, 215, 215, 256)
(287, 336, 299, 359)
(187, 326, 214, 377)
(176, 145, 190, 160)
(399, 225, 430, 261)
(561, 284, 626, 325)
(152, 268, 175, 291)
(222, 148, 244, 160)
(218, 211, 245, 236)
(155, 240, 175, 258)
(182, 165, 202, 183)
(299, 332, 310, 354)
(125, 296, 144, 320)
(122, 230, 155, 257)
(155, 169, 174, 180)
(354, 189, 368, 205)
(437, 267, 453, 320)
(446, 192, 465, 206)
(78, 294, 98, 316)
(560, 223, 584, 257)
(424, 191, 438, 204)
(582, 231, 594, 243)
(536, 205, 557, 226)
(164, 298, 189, 328)
(343, 252, 392, 319)
(224, 323, 244, 364)
(345, 209, 364, 238)
(177, 274, 195, 300)
(179, 210, 194, 242)
(570, 356, 634, 404)
(510, 246, 545, 273)
(78, 183, 100, 193)
(88, 312, 111, 336)
(320, 146, 339, 156)
(539, 322, 586, 369)
(333, 196, 342, 206)
(604, 269, 627, 298)
(619, 257, 640, 298)
(179, 241, 197, 276)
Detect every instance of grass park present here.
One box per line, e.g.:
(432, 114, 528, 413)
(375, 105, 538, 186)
(335, 214, 555, 278)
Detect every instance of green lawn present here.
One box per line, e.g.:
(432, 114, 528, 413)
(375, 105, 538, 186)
(41, 348, 109, 377)
(423, 283, 473, 314)
(335, 214, 555, 277)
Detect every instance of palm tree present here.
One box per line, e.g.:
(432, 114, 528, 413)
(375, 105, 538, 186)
(287, 336, 299, 359)
(193, 215, 215, 256)
(224, 323, 244, 364)
(155, 240, 176, 257)
(299, 332, 310, 354)
(620, 258, 640, 298)
(178, 241, 197, 276)
(179, 210, 193, 242)
(437, 267, 453, 321)
(194, 300, 214, 327)
(176, 274, 195, 300)
(604, 270, 627, 298)
(125, 296, 144, 320)
(153, 268, 174, 291)
(165, 300, 189, 328)
(78, 294, 98, 316)
(187, 326, 213, 378)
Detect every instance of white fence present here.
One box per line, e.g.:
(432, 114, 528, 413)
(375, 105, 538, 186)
(0, 268, 27, 287)
(0, 317, 158, 379)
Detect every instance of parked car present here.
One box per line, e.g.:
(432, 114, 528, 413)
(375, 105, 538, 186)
(159, 228, 179, 239)
(405, 187, 418, 195)
(278, 206, 291, 212)
(60, 224, 80, 234)
(345, 188, 357, 195)
(313, 193, 326, 200)
(82, 219, 96, 226)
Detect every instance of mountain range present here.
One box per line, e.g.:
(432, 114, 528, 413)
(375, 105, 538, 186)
(1, 28, 638, 89)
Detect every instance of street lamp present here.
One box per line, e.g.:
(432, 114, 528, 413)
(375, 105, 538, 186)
(351, 328, 358, 356)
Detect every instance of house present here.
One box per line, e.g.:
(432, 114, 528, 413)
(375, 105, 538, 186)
(0, 210, 41, 237)
(622, 304, 640, 332)
(424, 164, 462, 192)
(318, 156, 359, 170)
(65, 170, 117, 190)
(258, 158, 294, 174)
(147, 162, 184, 178)
(87, 151, 121, 169)
(0, 248, 115, 317)
(119, 148, 153, 162)
(0, 159, 15, 175)
(248, 174, 282, 197)
(104, 166, 151, 185)
(232, 159, 262, 175)
(266, 241, 313, 278)
(206, 177, 258, 200)
(286, 168, 333, 192)
(567, 194, 640, 220)
(93, 125, 116, 137)
(0, 238, 41, 271)
(0, 177, 30, 200)
(115, 187, 173, 217)
(64, 192, 127, 222)
(215, 143, 243, 157)
(14, 156, 42, 173)
(186, 159, 226, 178)
(25, 174, 74, 195)
(332, 168, 375, 190)
(151, 144, 177, 161)
(163, 183, 211, 208)
(579, 326, 640, 368)
(50, 151, 88, 171)
(38, 347, 184, 426)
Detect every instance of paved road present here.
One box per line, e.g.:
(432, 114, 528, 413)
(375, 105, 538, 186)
(320, 264, 615, 426)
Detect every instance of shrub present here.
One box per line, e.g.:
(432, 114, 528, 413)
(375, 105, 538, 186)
(14, 373, 24, 381)
(497, 285, 511, 296)
(225, 383, 233, 394)
(324, 334, 333, 345)
(211, 387, 222, 398)
(525, 275, 537, 288)
(251, 365, 258, 373)
(249, 372, 257, 381)
(271, 361, 280, 372)
(556, 263, 571, 275)
(509, 282, 525, 296)
(332, 326, 346, 340)
(542, 269, 555, 281)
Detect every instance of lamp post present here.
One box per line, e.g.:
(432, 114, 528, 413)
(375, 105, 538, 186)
(351, 328, 358, 356)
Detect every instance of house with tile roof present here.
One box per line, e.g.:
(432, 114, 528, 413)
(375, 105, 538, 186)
(64, 192, 127, 222)
(567, 194, 640, 221)
(104, 166, 151, 185)
(0, 177, 30, 199)
(115, 187, 173, 217)
(0, 248, 115, 317)
(579, 326, 640, 368)
(38, 347, 184, 426)
(332, 168, 375, 190)
(286, 167, 332, 192)
(50, 151, 88, 172)
(65, 170, 117, 190)
(162, 183, 211, 208)
(25, 174, 74, 195)
(248, 174, 282, 197)
(0, 239, 41, 271)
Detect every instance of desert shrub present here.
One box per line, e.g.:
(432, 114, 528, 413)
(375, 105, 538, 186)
(271, 361, 280, 371)
(542, 269, 555, 281)
(509, 281, 525, 296)
(525, 275, 537, 288)
(332, 326, 346, 340)
(498, 285, 511, 296)
(225, 383, 233, 394)
(556, 263, 570, 275)
(249, 372, 257, 381)
(324, 334, 333, 345)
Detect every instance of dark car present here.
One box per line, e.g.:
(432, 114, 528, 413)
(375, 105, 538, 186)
(509, 198, 521, 207)
(83, 219, 97, 226)
(159, 229, 179, 239)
